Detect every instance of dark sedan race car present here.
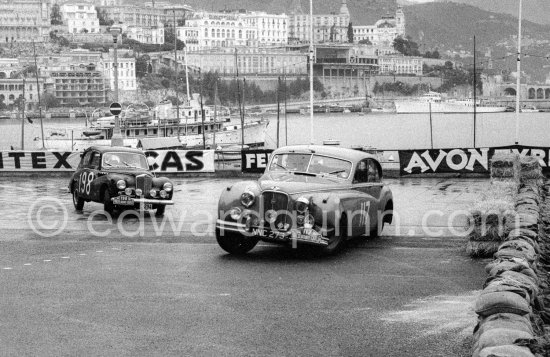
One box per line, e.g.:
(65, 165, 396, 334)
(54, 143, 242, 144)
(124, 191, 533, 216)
(216, 145, 393, 255)
(69, 146, 174, 215)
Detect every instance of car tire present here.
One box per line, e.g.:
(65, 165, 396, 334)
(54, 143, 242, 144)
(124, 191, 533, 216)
(103, 190, 114, 215)
(215, 228, 258, 255)
(322, 215, 348, 255)
(155, 205, 166, 216)
(72, 184, 84, 211)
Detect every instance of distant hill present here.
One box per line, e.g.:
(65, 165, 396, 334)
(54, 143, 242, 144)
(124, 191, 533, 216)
(126, 0, 550, 81)
(402, 0, 550, 26)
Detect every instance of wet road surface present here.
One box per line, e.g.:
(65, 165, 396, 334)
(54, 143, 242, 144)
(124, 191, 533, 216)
(0, 177, 489, 356)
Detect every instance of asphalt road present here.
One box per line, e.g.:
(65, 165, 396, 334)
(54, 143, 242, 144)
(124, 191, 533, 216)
(0, 177, 490, 356)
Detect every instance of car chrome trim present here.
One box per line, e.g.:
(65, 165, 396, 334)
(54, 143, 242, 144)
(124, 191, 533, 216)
(216, 219, 246, 232)
(111, 197, 174, 205)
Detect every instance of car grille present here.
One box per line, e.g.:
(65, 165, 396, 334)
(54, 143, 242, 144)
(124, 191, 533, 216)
(136, 174, 152, 194)
(261, 191, 291, 230)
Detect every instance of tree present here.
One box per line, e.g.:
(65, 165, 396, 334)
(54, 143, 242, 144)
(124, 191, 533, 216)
(50, 3, 63, 25)
(347, 22, 354, 43)
(393, 36, 421, 56)
(135, 55, 149, 78)
(43, 93, 60, 109)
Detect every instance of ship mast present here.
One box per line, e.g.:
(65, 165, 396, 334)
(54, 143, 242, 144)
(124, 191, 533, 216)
(309, 0, 314, 144)
(514, 0, 522, 145)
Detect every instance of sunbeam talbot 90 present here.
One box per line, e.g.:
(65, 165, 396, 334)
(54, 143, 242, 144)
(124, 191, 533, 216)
(69, 146, 174, 216)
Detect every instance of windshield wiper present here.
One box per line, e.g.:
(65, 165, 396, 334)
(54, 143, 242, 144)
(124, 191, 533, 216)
(328, 169, 346, 175)
(272, 162, 288, 171)
(293, 171, 316, 177)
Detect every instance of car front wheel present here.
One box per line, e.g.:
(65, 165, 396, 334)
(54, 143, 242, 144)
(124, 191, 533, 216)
(321, 215, 348, 255)
(72, 185, 84, 210)
(155, 204, 166, 216)
(103, 190, 114, 215)
(216, 228, 258, 255)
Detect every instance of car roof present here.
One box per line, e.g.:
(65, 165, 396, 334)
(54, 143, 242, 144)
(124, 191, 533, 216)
(272, 145, 378, 162)
(87, 146, 145, 155)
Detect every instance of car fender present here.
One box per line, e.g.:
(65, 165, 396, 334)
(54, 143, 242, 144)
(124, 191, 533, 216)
(218, 181, 261, 216)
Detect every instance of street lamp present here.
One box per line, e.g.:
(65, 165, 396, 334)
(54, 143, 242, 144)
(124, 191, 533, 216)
(110, 26, 123, 146)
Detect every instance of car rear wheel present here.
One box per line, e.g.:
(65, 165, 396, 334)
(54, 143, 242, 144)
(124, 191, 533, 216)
(216, 228, 258, 255)
(72, 185, 84, 211)
(103, 190, 114, 215)
(155, 205, 166, 216)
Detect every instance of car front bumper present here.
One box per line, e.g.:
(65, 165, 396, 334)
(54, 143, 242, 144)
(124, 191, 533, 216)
(216, 219, 329, 246)
(112, 196, 174, 206)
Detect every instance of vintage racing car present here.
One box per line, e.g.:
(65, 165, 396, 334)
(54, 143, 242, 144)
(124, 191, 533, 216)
(69, 146, 174, 215)
(216, 145, 393, 254)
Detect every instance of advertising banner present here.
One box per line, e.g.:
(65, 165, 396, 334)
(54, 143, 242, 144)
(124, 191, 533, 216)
(0, 151, 80, 171)
(241, 149, 274, 173)
(0, 150, 215, 173)
(144, 150, 215, 173)
(399, 145, 550, 176)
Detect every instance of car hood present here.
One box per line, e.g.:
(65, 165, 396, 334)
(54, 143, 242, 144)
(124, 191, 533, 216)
(258, 172, 348, 195)
(102, 169, 153, 178)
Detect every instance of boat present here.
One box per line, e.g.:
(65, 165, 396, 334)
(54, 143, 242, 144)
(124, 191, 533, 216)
(520, 106, 541, 113)
(394, 91, 507, 114)
(42, 96, 269, 151)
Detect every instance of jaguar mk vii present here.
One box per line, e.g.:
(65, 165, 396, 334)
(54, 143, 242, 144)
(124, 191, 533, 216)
(216, 145, 393, 255)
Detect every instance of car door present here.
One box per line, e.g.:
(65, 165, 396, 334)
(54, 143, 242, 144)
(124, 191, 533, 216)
(351, 159, 378, 236)
(77, 150, 100, 201)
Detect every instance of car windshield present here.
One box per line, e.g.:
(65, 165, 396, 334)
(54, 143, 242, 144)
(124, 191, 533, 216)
(269, 153, 352, 179)
(102, 152, 148, 170)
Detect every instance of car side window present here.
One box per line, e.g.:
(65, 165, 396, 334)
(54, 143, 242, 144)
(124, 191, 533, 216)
(90, 152, 100, 168)
(81, 151, 92, 168)
(353, 160, 369, 184)
(367, 159, 380, 183)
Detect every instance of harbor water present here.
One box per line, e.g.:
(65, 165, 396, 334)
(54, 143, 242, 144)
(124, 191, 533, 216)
(0, 111, 548, 151)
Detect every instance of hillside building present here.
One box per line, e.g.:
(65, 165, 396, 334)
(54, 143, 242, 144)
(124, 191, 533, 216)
(60, 1, 101, 34)
(288, 0, 350, 44)
(0, 0, 51, 43)
(352, 6, 405, 46)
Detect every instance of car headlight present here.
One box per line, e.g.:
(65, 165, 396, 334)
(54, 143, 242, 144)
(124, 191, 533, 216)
(163, 182, 173, 192)
(135, 188, 143, 196)
(160, 190, 168, 198)
(124, 188, 133, 196)
(295, 196, 310, 213)
(150, 189, 157, 197)
(229, 207, 242, 220)
(117, 180, 126, 190)
(240, 190, 255, 208)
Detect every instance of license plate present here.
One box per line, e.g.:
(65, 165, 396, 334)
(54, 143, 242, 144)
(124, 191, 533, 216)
(114, 196, 134, 205)
(251, 228, 287, 240)
(292, 229, 327, 245)
(142, 203, 153, 210)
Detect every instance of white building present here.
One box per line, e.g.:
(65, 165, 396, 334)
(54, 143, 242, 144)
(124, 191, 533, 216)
(353, 7, 405, 47)
(100, 50, 137, 92)
(177, 11, 258, 51)
(0, 0, 51, 43)
(378, 55, 422, 75)
(61, 1, 100, 34)
(126, 26, 164, 45)
(243, 12, 288, 46)
(288, 0, 350, 44)
(184, 47, 306, 76)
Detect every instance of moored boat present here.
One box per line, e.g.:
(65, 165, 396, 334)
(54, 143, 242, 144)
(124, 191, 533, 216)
(394, 91, 507, 114)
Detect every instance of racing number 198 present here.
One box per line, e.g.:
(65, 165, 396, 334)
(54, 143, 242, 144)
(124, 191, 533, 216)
(79, 172, 94, 195)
